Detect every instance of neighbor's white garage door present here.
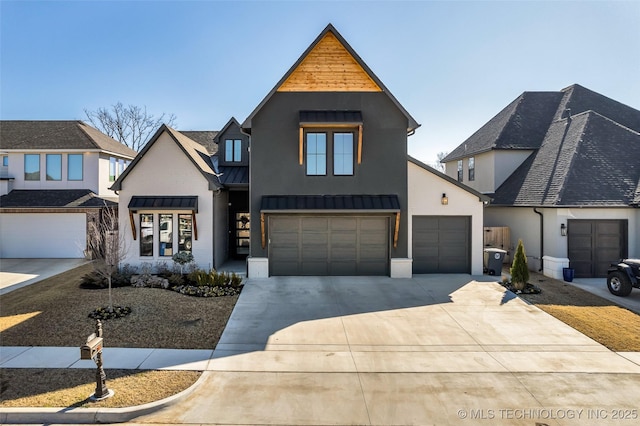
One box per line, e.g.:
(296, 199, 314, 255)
(0, 213, 86, 258)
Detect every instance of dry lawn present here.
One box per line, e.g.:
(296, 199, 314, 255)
(1, 263, 237, 408)
(519, 271, 640, 352)
(0, 369, 200, 408)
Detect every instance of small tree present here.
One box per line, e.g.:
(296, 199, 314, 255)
(510, 239, 529, 291)
(86, 202, 128, 311)
(172, 251, 194, 275)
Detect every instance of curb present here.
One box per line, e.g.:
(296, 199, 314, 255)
(0, 370, 208, 424)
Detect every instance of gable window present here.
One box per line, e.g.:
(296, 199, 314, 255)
(109, 157, 117, 182)
(225, 139, 242, 162)
(457, 160, 463, 182)
(2, 156, 8, 167)
(68, 154, 83, 181)
(24, 154, 40, 181)
(140, 214, 154, 256)
(468, 157, 475, 181)
(333, 132, 354, 176)
(306, 132, 327, 175)
(46, 154, 62, 181)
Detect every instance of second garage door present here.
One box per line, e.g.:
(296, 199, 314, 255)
(568, 219, 627, 278)
(269, 215, 389, 276)
(412, 216, 470, 274)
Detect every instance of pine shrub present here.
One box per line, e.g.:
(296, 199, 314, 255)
(510, 239, 529, 291)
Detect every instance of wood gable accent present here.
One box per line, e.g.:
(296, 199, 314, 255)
(278, 32, 382, 92)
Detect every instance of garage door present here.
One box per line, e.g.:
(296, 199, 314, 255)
(568, 219, 627, 278)
(269, 215, 389, 276)
(412, 216, 470, 274)
(0, 213, 86, 258)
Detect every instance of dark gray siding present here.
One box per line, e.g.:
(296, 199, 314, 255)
(249, 92, 409, 259)
(218, 123, 249, 167)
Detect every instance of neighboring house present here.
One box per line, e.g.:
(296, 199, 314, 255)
(442, 84, 640, 278)
(112, 24, 488, 277)
(0, 120, 137, 258)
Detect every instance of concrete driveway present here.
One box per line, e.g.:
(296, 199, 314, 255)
(137, 275, 640, 426)
(0, 258, 88, 295)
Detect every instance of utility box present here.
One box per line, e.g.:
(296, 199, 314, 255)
(484, 227, 511, 263)
(484, 248, 507, 276)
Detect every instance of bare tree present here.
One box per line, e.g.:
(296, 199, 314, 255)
(86, 202, 128, 311)
(432, 151, 448, 172)
(85, 103, 177, 151)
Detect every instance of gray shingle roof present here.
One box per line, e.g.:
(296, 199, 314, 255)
(179, 131, 218, 155)
(443, 92, 563, 161)
(0, 121, 137, 158)
(444, 84, 640, 163)
(0, 189, 116, 208)
(492, 111, 640, 207)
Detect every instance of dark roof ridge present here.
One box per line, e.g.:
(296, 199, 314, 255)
(564, 109, 640, 135)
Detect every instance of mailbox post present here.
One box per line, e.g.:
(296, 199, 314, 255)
(80, 319, 114, 401)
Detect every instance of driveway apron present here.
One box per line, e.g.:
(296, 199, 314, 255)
(136, 275, 640, 426)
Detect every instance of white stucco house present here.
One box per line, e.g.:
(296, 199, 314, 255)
(0, 120, 137, 258)
(442, 84, 640, 278)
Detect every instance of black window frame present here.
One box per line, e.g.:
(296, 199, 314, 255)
(304, 129, 356, 176)
(457, 160, 463, 182)
(140, 213, 154, 257)
(468, 157, 475, 181)
(305, 131, 327, 176)
(225, 139, 242, 163)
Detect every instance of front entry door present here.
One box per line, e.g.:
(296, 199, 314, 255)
(233, 212, 250, 258)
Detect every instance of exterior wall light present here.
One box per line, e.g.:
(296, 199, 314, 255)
(560, 223, 567, 236)
(441, 193, 448, 205)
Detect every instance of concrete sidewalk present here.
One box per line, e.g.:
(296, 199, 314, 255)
(0, 346, 213, 370)
(3, 275, 640, 425)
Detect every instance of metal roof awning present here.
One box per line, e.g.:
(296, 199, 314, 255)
(299, 110, 363, 125)
(260, 194, 400, 213)
(126, 196, 199, 242)
(259, 194, 402, 249)
(128, 196, 198, 212)
(298, 111, 365, 166)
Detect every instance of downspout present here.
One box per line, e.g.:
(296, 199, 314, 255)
(533, 207, 544, 272)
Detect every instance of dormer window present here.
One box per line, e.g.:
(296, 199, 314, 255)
(225, 139, 242, 162)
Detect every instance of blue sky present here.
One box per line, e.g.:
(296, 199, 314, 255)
(1, 0, 639, 165)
